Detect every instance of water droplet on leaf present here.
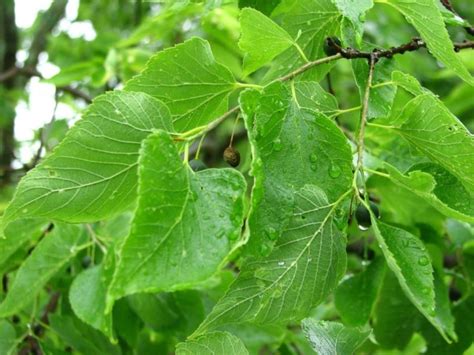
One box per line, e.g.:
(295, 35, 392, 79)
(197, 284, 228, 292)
(272, 138, 283, 152)
(329, 163, 342, 178)
(418, 256, 430, 266)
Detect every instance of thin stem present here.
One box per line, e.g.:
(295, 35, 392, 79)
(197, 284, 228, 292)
(365, 168, 390, 178)
(184, 142, 190, 164)
(292, 42, 310, 63)
(229, 115, 240, 146)
(371, 81, 394, 89)
(236, 82, 264, 90)
(275, 53, 342, 83)
(353, 55, 376, 197)
(328, 105, 361, 118)
(176, 106, 240, 142)
(366, 122, 396, 129)
(194, 134, 206, 160)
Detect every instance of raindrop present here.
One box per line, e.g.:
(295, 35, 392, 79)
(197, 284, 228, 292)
(309, 153, 318, 163)
(272, 138, 283, 152)
(418, 256, 430, 266)
(277, 261, 285, 267)
(329, 163, 342, 178)
(310, 164, 317, 171)
(358, 224, 369, 231)
(259, 243, 271, 256)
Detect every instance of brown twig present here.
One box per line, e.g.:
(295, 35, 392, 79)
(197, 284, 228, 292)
(325, 36, 474, 60)
(0, 66, 92, 103)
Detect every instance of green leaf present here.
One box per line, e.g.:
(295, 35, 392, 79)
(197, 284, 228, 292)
(263, 0, 342, 82)
(126, 290, 206, 339)
(107, 130, 246, 307)
(0, 218, 48, 274)
(125, 37, 237, 132)
(379, 163, 474, 222)
(371, 218, 455, 341)
(239, 8, 294, 76)
(3, 91, 172, 228)
(70, 265, 114, 340)
(446, 219, 473, 248)
(193, 184, 349, 335)
(333, 0, 374, 45)
(421, 296, 474, 354)
(335, 257, 386, 326)
(0, 223, 87, 317)
(69, 214, 130, 339)
(373, 271, 421, 349)
(44, 58, 103, 86)
(352, 56, 397, 119)
(50, 314, 121, 355)
(240, 82, 351, 256)
(0, 320, 16, 355)
(176, 331, 249, 355)
(380, 0, 474, 85)
(392, 94, 474, 193)
(302, 319, 371, 354)
(238, 0, 282, 16)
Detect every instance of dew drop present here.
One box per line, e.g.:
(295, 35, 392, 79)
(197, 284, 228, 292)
(418, 256, 430, 266)
(329, 163, 342, 178)
(310, 164, 317, 171)
(309, 153, 318, 163)
(272, 138, 283, 152)
(260, 243, 271, 256)
(277, 261, 285, 267)
(358, 224, 369, 231)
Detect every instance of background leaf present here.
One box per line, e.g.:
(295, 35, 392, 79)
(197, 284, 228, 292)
(335, 257, 386, 326)
(0, 223, 87, 317)
(371, 218, 455, 341)
(239, 8, 294, 76)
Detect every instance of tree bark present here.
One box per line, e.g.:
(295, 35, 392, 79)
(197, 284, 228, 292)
(0, 0, 18, 185)
(0, 0, 67, 184)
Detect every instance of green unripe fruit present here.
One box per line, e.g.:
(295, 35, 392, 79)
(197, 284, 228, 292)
(355, 202, 380, 230)
(323, 37, 342, 56)
(81, 255, 91, 268)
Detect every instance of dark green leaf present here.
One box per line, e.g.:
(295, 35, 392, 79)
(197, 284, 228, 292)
(0, 224, 87, 317)
(107, 130, 246, 307)
(335, 257, 386, 326)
